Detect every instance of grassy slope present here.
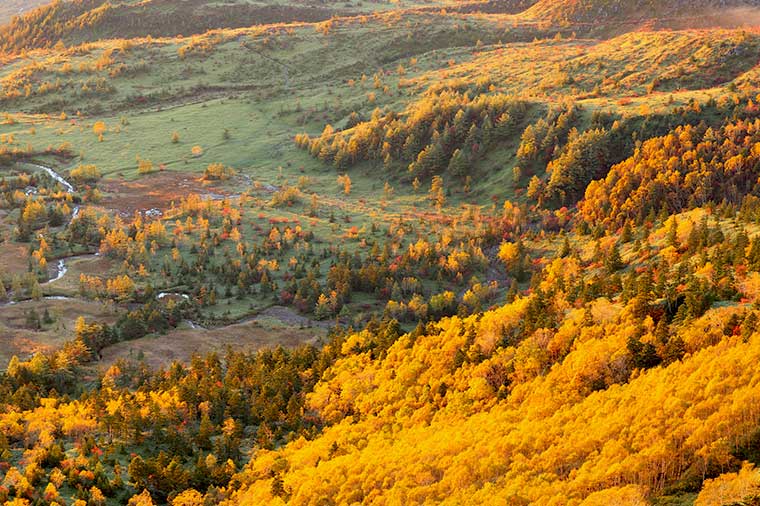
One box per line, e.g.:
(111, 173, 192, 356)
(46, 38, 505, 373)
(1, 19, 756, 184)
(0, 12, 520, 185)
(0, 14, 755, 319)
(0, 12, 524, 365)
(0, 0, 457, 53)
(524, 0, 760, 23)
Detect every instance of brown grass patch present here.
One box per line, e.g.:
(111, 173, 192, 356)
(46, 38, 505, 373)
(0, 298, 119, 367)
(98, 312, 325, 370)
(43, 255, 116, 295)
(98, 171, 235, 217)
(0, 243, 31, 276)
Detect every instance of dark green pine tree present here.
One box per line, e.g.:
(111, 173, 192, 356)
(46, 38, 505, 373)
(605, 244, 624, 273)
(447, 148, 468, 179)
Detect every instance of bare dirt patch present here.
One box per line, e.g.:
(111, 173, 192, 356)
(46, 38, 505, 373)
(43, 255, 116, 295)
(70, 255, 115, 276)
(256, 305, 333, 329)
(98, 171, 237, 217)
(97, 315, 325, 370)
(0, 298, 119, 367)
(0, 243, 31, 275)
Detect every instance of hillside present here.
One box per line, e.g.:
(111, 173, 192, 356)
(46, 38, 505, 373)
(2, 1, 760, 506)
(0, 0, 458, 54)
(525, 0, 760, 27)
(222, 296, 760, 504)
(3, 0, 759, 55)
(581, 118, 760, 228)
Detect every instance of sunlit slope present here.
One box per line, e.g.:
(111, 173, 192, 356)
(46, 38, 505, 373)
(0, 17, 757, 203)
(221, 297, 760, 505)
(524, 0, 760, 26)
(0, 11, 520, 115)
(0, 0, 456, 54)
(2, 19, 755, 118)
(407, 30, 760, 99)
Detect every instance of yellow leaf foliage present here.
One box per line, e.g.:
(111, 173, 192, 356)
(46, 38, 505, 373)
(219, 295, 760, 505)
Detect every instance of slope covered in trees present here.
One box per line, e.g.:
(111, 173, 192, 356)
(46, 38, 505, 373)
(222, 303, 760, 505)
(581, 113, 760, 228)
(7, 204, 760, 504)
(2, 0, 760, 505)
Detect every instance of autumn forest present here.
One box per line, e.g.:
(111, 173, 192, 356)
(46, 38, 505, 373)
(2, 0, 760, 505)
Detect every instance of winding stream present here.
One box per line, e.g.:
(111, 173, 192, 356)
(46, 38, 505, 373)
(45, 259, 68, 285)
(157, 292, 191, 301)
(20, 162, 82, 284)
(2, 295, 78, 306)
(26, 163, 75, 193)
(21, 162, 80, 219)
(2, 165, 328, 339)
